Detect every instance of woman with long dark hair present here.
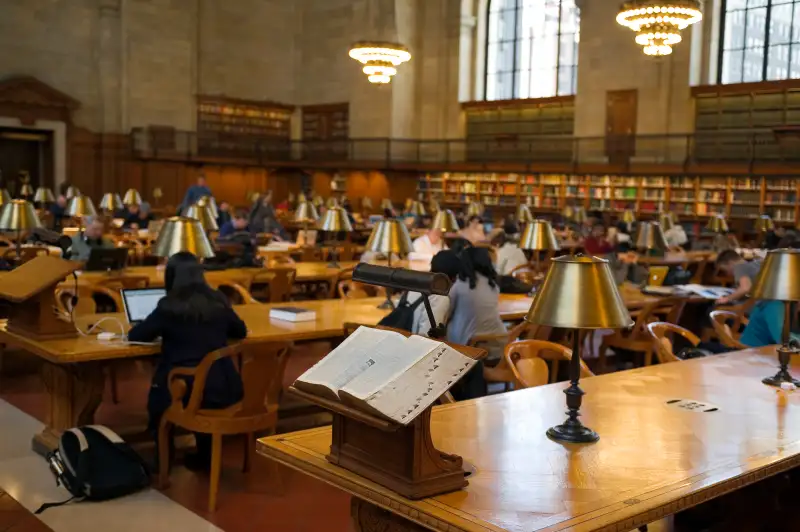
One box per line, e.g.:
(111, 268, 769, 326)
(128, 252, 247, 470)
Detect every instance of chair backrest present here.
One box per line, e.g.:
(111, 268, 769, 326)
(629, 297, 685, 339)
(504, 340, 594, 389)
(94, 275, 150, 290)
(237, 343, 292, 416)
(709, 309, 748, 349)
(209, 280, 258, 305)
(646, 321, 701, 363)
(251, 269, 296, 303)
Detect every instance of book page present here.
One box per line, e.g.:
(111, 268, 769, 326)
(340, 335, 441, 401)
(365, 343, 476, 425)
(294, 326, 405, 396)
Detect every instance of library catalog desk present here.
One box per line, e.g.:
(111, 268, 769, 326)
(259, 347, 800, 532)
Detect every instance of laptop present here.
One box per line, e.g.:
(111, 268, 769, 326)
(84, 248, 129, 272)
(648, 266, 670, 287)
(122, 287, 166, 325)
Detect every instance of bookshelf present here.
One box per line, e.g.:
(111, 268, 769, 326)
(417, 173, 800, 223)
(197, 96, 293, 139)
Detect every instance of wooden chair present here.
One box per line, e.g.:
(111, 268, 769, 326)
(250, 269, 296, 303)
(598, 297, 687, 369)
(157, 342, 291, 511)
(209, 280, 259, 305)
(3, 246, 48, 264)
(702, 298, 755, 342)
(299, 246, 323, 262)
(646, 322, 701, 364)
(509, 263, 539, 286)
(504, 340, 594, 389)
(709, 309, 748, 350)
(93, 274, 150, 291)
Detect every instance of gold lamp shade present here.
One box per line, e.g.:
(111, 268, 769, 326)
(562, 205, 574, 220)
(755, 215, 775, 232)
(428, 199, 440, 214)
(122, 188, 142, 206)
(34, 187, 55, 203)
(526, 255, 633, 329)
(572, 207, 587, 223)
(195, 196, 219, 219)
(326, 197, 339, 209)
(516, 204, 535, 224)
(288, 192, 296, 204)
(66, 195, 97, 218)
(751, 249, 800, 301)
(465, 202, 484, 217)
(622, 209, 636, 224)
(99, 193, 123, 211)
(366, 219, 413, 256)
(295, 201, 320, 223)
(65, 186, 80, 199)
(319, 206, 353, 232)
(153, 216, 215, 258)
(634, 222, 668, 251)
(313, 195, 325, 208)
(0, 189, 10, 205)
(153, 187, 163, 199)
(362, 197, 373, 210)
(0, 200, 42, 230)
(406, 200, 426, 216)
(19, 183, 33, 198)
(297, 192, 307, 204)
(183, 204, 219, 232)
(706, 215, 729, 233)
(431, 209, 460, 232)
(519, 220, 560, 251)
(659, 212, 676, 230)
(380, 198, 394, 210)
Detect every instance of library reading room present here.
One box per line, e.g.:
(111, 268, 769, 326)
(1, 0, 800, 531)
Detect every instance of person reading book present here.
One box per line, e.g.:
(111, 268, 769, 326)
(294, 326, 477, 425)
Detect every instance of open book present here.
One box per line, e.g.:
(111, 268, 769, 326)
(294, 326, 477, 425)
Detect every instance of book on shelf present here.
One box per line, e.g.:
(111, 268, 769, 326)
(294, 326, 478, 425)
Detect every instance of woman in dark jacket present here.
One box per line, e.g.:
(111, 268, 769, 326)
(128, 251, 247, 469)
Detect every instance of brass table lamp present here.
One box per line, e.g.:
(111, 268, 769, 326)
(751, 249, 800, 387)
(0, 200, 42, 258)
(313, 195, 325, 208)
(66, 195, 97, 235)
(65, 186, 80, 199)
(195, 196, 218, 219)
(380, 198, 394, 213)
(183, 203, 219, 232)
(519, 220, 560, 272)
(295, 201, 320, 243)
(428, 199, 441, 215)
(319, 206, 354, 268)
(755, 214, 774, 232)
(365, 218, 414, 308)
(123, 188, 142, 206)
(406, 200, 426, 217)
(361, 197, 373, 211)
(706, 214, 728, 233)
(526, 255, 633, 443)
(465, 202, 484, 218)
(431, 209, 459, 233)
(99, 193, 123, 213)
(572, 206, 587, 224)
(152, 187, 163, 206)
(634, 221, 668, 256)
(19, 183, 33, 199)
(34, 187, 55, 205)
(0, 189, 10, 206)
(516, 204, 534, 225)
(326, 197, 339, 209)
(153, 216, 215, 259)
(658, 212, 676, 231)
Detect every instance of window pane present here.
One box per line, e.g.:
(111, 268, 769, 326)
(791, 43, 800, 77)
(722, 49, 745, 83)
(767, 44, 790, 79)
(748, 0, 768, 7)
(559, 33, 578, 66)
(744, 47, 765, 81)
(746, 8, 767, 48)
(724, 10, 746, 50)
(557, 66, 575, 96)
(794, 3, 800, 42)
(770, 4, 792, 45)
(518, 70, 531, 99)
(728, 0, 747, 9)
(529, 68, 557, 98)
(490, 0, 515, 13)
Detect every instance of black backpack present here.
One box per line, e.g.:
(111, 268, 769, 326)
(377, 291, 425, 332)
(36, 425, 150, 513)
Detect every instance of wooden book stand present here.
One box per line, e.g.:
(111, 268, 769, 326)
(289, 342, 485, 500)
(0, 255, 82, 340)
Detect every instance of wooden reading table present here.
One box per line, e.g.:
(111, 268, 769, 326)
(259, 347, 800, 532)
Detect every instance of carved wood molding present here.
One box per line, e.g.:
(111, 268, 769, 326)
(0, 76, 80, 125)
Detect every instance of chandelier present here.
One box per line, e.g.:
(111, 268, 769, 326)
(616, 0, 702, 56)
(349, 41, 411, 84)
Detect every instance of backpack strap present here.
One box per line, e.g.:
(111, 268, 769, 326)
(35, 496, 81, 515)
(409, 295, 425, 311)
(85, 425, 124, 443)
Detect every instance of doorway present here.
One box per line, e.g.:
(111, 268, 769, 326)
(605, 89, 638, 164)
(0, 127, 54, 195)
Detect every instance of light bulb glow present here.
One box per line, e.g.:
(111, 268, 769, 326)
(617, 0, 701, 56)
(349, 41, 411, 84)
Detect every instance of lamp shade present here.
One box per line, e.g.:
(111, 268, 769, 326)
(195, 196, 219, 219)
(319, 206, 353, 232)
(572, 207, 587, 223)
(755, 214, 775, 232)
(287, 192, 296, 204)
(65, 186, 80, 199)
(365, 219, 413, 256)
(519, 220, 560, 251)
(66, 195, 97, 218)
(326, 197, 339, 209)
(0, 189, 10, 205)
(706, 215, 728, 233)
(406, 200, 426, 216)
(380, 198, 394, 210)
(295, 201, 320, 223)
(634, 221, 668, 251)
(153, 216, 215, 258)
(183, 204, 219, 231)
(465, 202, 484, 217)
(313, 195, 325, 208)
(0, 200, 42, 230)
(298, 192, 307, 204)
(525, 255, 633, 330)
(34, 187, 55, 203)
(18, 183, 33, 198)
(516, 204, 535, 224)
(153, 187, 163, 199)
(622, 209, 636, 224)
(431, 209, 459, 232)
(428, 199, 440, 214)
(362, 197, 373, 210)
(750, 249, 800, 301)
(99, 193, 123, 211)
(122, 188, 142, 206)
(562, 205, 574, 220)
(659, 212, 676, 231)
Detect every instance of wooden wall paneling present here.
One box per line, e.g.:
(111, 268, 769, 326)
(385, 171, 421, 207)
(311, 171, 334, 198)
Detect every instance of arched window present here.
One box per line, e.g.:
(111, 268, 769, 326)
(485, 0, 580, 100)
(719, 0, 800, 83)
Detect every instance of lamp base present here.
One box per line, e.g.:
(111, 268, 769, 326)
(546, 420, 599, 444)
(327, 261, 340, 269)
(762, 371, 800, 388)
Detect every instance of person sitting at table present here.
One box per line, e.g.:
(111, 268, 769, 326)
(493, 222, 528, 276)
(180, 172, 212, 210)
(664, 222, 689, 249)
(447, 246, 507, 400)
(49, 194, 68, 231)
(611, 222, 633, 252)
(715, 249, 761, 305)
(128, 251, 247, 471)
(407, 250, 461, 337)
(218, 209, 250, 239)
(459, 215, 486, 245)
(740, 301, 799, 347)
(216, 201, 232, 228)
(412, 228, 445, 259)
(69, 216, 115, 261)
(583, 223, 614, 256)
(123, 202, 153, 230)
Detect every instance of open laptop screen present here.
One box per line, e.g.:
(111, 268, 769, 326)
(122, 288, 166, 324)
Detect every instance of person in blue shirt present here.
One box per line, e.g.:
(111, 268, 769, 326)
(740, 301, 799, 347)
(217, 209, 250, 239)
(180, 173, 212, 210)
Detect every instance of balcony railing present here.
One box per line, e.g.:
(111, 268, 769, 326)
(130, 128, 800, 168)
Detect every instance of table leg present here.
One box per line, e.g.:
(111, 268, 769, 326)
(351, 498, 428, 532)
(33, 361, 105, 456)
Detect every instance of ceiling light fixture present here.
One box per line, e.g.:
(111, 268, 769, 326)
(349, 41, 411, 84)
(617, 0, 702, 56)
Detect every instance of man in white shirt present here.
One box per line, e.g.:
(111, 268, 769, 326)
(664, 224, 688, 248)
(493, 224, 528, 275)
(411, 228, 445, 260)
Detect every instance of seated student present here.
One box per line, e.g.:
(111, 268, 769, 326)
(740, 301, 799, 347)
(407, 250, 461, 337)
(216, 201, 232, 228)
(612, 222, 633, 252)
(124, 202, 154, 230)
(49, 194, 68, 231)
(583, 223, 614, 255)
(218, 209, 250, 239)
(763, 226, 786, 250)
(412, 228, 445, 259)
(69, 216, 115, 261)
(493, 223, 528, 275)
(664, 222, 688, 249)
(122, 204, 142, 229)
(459, 215, 486, 244)
(447, 247, 507, 400)
(712, 232, 738, 253)
(715, 249, 761, 305)
(128, 252, 247, 470)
